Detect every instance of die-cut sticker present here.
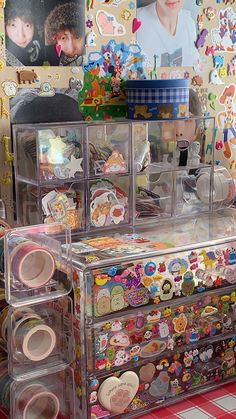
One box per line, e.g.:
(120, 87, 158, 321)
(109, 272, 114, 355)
(160, 278, 174, 301)
(192, 75, 203, 87)
(209, 69, 225, 84)
(38, 82, 55, 97)
(110, 332, 130, 347)
(96, 289, 111, 316)
(86, 31, 97, 47)
(1, 80, 18, 98)
(199, 345, 213, 362)
(195, 29, 209, 49)
(197, 15, 204, 31)
(181, 271, 195, 296)
(96, 10, 125, 36)
(140, 340, 166, 358)
(205, 45, 215, 56)
(219, 66, 227, 77)
(121, 9, 131, 21)
(139, 363, 155, 382)
(173, 313, 187, 334)
(98, 371, 139, 413)
(204, 7, 216, 21)
(149, 371, 170, 397)
(211, 8, 236, 53)
(132, 17, 142, 33)
(213, 55, 224, 68)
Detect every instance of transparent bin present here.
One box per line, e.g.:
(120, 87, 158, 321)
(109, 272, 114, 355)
(87, 122, 131, 177)
(89, 176, 131, 229)
(7, 297, 74, 380)
(13, 123, 84, 184)
(9, 367, 75, 418)
(4, 224, 72, 306)
(15, 181, 85, 232)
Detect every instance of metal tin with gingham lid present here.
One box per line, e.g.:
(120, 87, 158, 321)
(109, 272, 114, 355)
(125, 79, 189, 120)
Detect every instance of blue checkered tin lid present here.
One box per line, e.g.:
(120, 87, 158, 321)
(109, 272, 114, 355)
(125, 79, 189, 88)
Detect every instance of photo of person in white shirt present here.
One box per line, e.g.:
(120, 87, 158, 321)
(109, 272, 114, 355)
(137, 0, 199, 67)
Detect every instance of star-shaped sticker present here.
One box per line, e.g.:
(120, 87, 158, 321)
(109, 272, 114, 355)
(65, 155, 83, 177)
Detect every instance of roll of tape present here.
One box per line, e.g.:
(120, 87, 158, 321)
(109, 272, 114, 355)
(11, 238, 55, 288)
(10, 308, 42, 346)
(196, 172, 230, 204)
(18, 384, 60, 419)
(14, 317, 56, 361)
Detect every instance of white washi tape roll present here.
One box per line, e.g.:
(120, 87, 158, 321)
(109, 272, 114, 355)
(196, 172, 229, 204)
(14, 318, 56, 361)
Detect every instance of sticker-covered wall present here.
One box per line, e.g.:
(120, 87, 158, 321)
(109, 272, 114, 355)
(0, 0, 235, 220)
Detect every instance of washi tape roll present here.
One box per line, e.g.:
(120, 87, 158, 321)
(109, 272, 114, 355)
(10, 237, 55, 288)
(18, 384, 60, 419)
(196, 172, 230, 204)
(3, 308, 41, 345)
(14, 317, 56, 361)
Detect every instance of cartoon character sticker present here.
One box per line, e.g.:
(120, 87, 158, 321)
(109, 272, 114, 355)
(90, 181, 128, 227)
(217, 84, 236, 159)
(211, 8, 236, 53)
(96, 11, 125, 36)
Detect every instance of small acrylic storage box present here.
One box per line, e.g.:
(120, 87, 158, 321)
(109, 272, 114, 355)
(4, 223, 72, 306)
(7, 296, 74, 380)
(10, 367, 75, 419)
(133, 117, 234, 224)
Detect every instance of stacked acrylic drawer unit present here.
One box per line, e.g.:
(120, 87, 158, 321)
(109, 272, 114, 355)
(13, 122, 132, 232)
(1, 223, 76, 418)
(71, 210, 236, 418)
(13, 117, 234, 231)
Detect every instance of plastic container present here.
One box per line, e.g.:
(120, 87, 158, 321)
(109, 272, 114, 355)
(4, 224, 72, 307)
(7, 297, 74, 380)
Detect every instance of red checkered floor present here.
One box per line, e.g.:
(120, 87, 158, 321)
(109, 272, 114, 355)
(140, 382, 236, 419)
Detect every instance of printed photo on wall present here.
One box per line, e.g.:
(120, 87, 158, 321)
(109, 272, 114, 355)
(4, 0, 85, 67)
(137, 0, 200, 67)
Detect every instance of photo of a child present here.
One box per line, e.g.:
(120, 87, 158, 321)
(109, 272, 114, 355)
(4, 0, 85, 67)
(5, 0, 44, 66)
(137, 0, 199, 67)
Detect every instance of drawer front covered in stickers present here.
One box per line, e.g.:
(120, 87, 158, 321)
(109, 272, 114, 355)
(90, 241, 236, 319)
(89, 287, 236, 373)
(87, 335, 236, 418)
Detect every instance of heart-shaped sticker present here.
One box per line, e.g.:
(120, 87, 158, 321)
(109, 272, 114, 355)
(55, 44, 62, 57)
(98, 371, 139, 413)
(132, 17, 142, 33)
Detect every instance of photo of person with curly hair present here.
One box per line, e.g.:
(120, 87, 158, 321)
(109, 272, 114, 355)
(4, 0, 85, 67)
(44, 2, 84, 66)
(5, 0, 44, 66)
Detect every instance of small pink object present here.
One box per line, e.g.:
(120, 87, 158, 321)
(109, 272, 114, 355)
(55, 44, 62, 57)
(132, 18, 142, 33)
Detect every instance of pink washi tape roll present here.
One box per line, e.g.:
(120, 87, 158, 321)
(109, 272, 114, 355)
(18, 384, 60, 419)
(14, 317, 56, 361)
(11, 238, 55, 288)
